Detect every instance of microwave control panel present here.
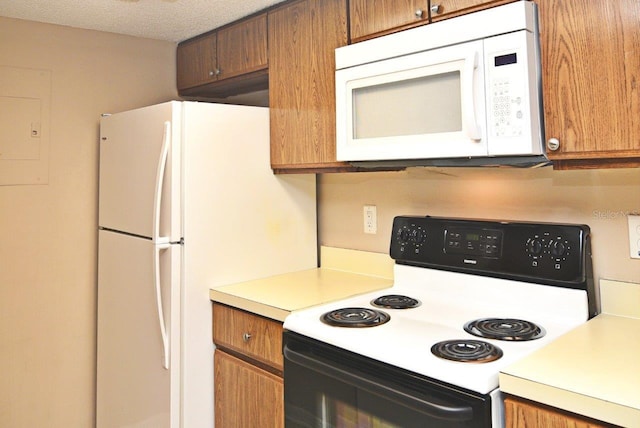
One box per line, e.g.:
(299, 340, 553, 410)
(486, 38, 527, 139)
(490, 74, 523, 139)
(483, 29, 541, 156)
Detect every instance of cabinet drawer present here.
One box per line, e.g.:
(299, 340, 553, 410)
(212, 303, 284, 371)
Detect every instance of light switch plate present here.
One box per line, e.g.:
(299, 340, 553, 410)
(628, 214, 640, 259)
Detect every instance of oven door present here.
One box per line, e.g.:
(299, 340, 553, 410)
(283, 331, 493, 428)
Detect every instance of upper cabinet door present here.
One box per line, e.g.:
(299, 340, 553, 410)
(176, 33, 218, 90)
(429, 0, 514, 22)
(349, 0, 428, 42)
(177, 14, 268, 97)
(216, 14, 268, 81)
(539, 0, 640, 168)
(268, 0, 351, 172)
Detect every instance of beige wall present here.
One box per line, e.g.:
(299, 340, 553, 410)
(0, 17, 177, 427)
(318, 167, 640, 285)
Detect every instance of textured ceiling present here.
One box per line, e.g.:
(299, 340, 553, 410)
(0, 0, 286, 42)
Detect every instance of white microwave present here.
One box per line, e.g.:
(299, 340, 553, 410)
(335, 1, 546, 167)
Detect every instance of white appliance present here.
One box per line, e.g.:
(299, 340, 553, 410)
(283, 216, 597, 427)
(96, 101, 317, 428)
(335, 2, 546, 168)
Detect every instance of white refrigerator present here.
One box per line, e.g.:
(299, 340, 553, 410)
(96, 101, 317, 427)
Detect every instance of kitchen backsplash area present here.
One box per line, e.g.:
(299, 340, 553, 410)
(318, 166, 640, 285)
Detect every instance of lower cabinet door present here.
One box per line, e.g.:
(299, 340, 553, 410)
(214, 349, 284, 427)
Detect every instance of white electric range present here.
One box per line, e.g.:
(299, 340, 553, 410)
(283, 216, 597, 428)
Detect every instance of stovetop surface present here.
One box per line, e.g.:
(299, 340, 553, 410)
(283, 264, 589, 394)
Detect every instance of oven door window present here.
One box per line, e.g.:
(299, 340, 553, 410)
(284, 332, 492, 428)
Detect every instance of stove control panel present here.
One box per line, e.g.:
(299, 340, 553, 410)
(444, 227, 504, 258)
(390, 216, 592, 287)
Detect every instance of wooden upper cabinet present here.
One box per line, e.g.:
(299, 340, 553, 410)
(429, 0, 516, 22)
(176, 13, 268, 97)
(176, 33, 217, 90)
(349, 0, 429, 42)
(268, 0, 352, 172)
(538, 0, 640, 169)
(216, 14, 268, 81)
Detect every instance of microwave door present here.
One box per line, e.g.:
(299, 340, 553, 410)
(336, 40, 488, 162)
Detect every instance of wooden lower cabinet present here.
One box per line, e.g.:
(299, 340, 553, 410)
(214, 350, 284, 427)
(504, 396, 614, 428)
(212, 302, 285, 427)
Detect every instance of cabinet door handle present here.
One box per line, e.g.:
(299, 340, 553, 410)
(431, 4, 442, 14)
(547, 138, 560, 151)
(415, 9, 424, 18)
(242, 332, 252, 342)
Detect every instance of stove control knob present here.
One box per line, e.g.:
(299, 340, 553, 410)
(549, 239, 567, 257)
(527, 238, 543, 256)
(397, 228, 410, 243)
(410, 228, 425, 243)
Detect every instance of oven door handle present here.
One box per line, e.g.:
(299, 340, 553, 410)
(283, 344, 474, 422)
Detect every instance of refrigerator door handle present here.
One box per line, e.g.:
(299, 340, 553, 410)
(154, 243, 171, 369)
(153, 120, 171, 370)
(153, 121, 171, 245)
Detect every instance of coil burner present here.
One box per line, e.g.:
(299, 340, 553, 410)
(371, 294, 421, 309)
(431, 339, 503, 363)
(321, 307, 390, 328)
(464, 318, 545, 341)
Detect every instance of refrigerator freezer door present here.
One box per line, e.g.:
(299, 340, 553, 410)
(97, 230, 180, 428)
(99, 102, 181, 242)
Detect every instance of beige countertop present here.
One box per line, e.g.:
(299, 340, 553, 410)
(209, 246, 394, 322)
(499, 279, 640, 427)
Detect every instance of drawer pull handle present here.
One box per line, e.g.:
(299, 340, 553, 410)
(242, 332, 252, 342)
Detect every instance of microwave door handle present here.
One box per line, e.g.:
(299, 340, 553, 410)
(462, 52, 482, 141)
